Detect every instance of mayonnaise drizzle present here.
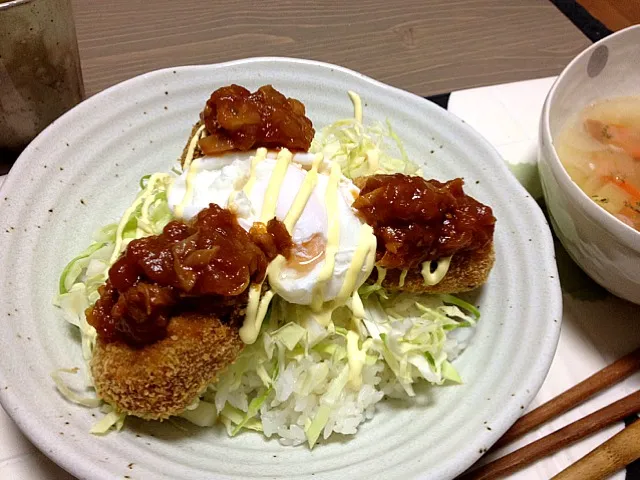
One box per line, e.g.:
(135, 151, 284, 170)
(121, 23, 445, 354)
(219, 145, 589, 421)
(239, 143, 376, 342)
(311, 162, 342, 311)
(183, 125, 207, 170)
(243, 147, 267, 196)
(350, 291, 366, 320)
(374, 266, 387, 287)
(243, 150, 323, 343)
(348, 91, 363, 124)
(398, 269, 408, 288)
(335, 223, 376, 305)
(239, 285, 265, 344)
(260, 149, 292, 223)
(110, 173, 169, 264)
(346, 330, 372, 389)
(283, 153, 323, 231)
(420, 256, 452, 286)
(175, 124, 207, 218)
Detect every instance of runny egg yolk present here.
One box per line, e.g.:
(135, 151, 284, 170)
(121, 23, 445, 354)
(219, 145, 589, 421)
(286, 233, 326, 276)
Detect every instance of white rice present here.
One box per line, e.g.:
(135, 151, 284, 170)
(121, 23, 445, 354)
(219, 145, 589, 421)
(210, 297, 475, 446)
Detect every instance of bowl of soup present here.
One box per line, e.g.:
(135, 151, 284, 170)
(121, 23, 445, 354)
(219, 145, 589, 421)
(539, 25, 640, 305)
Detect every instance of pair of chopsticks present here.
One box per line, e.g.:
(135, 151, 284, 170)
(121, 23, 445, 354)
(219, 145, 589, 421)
(459, 347, 640, 479)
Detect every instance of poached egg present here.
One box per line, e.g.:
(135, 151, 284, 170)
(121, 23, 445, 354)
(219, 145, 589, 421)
(167, 148, 376, 309)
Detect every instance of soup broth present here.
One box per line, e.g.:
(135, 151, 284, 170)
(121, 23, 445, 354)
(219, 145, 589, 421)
(555, 96, 640, 231)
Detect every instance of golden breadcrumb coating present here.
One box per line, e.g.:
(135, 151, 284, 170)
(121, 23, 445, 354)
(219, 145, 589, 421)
(371, 243, 495, 294)
(91, 312, 244, 420)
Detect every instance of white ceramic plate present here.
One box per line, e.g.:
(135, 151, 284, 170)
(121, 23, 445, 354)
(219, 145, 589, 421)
(0, 58, 562, 480)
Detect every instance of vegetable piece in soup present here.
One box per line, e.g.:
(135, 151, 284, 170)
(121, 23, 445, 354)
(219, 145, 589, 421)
(555, 96, 640, 231)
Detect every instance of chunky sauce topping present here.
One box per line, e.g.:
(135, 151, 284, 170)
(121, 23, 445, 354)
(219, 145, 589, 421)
(199, 84, 314, 155)
(87, 204, 291, 347)
(353, 174, 495, 269)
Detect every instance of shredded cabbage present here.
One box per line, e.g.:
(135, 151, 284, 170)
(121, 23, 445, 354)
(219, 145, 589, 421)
(212, 96, 478, 444)
(53, 173, 173, 431)
(310, 116, 418, 179)
(53, 92, 483, 446)
(179, 400, 218, 427)
(212, 290, 478, 445)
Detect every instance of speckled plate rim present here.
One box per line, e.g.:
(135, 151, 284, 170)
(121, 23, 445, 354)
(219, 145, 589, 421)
(0, 57, 562, 480)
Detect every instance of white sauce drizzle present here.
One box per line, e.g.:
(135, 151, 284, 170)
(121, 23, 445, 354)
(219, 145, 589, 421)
(239, 285, 264, 344)
(335, 223, 376, 305)
(348, 91, 363, 124)
(420, 256, 452, 286)
(231, 94, 379, 345)
(283, 153, 323, 231)
(374, 266, 387, 287)
(110, 173, 169, 264)
(175, 124, 207, 218)
(260, 149, 292, 223)
(310, 162, 342, 311)
(398, 269, 408, 288)
(243, 147, 267, 196)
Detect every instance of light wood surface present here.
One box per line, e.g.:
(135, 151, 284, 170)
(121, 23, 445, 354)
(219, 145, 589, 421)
(459, 390, 640, 480)
(69, 0, 591, 98)
(494, 347, 640, 448)
(552, 419, 640, 480)
(580, 0, 640, 31)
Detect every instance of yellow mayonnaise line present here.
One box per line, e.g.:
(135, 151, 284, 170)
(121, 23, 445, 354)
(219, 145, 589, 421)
(398, 269, 408, 288)
(311, 162, 342, 311)
(346, 330, 372, 389)
(175, 124, 207, 219)
(374, 266, 387, 287)
(420, 256, 452, 286)
(351, 291, 365, 320)
(243, 147, 267, 196)
(110, 173, 168, 264)
(226, 190, 239, 214)
(239, 286, 275, 344)
(366, 149, 379, 172)
(313, 308, 334, 327)
(265, 153, 325, 302)
(243, 149, 312, 343)
(336, 223, 376, 305)
(253, 290, 275, 338)
(348, 91, 363, 124)
(239, 285, 261, 343)
(283, 153, 324, 231)
(265, 255, 286, 292)
(182, 124, 206, 170)
(175, 158, 201, 218)
(260, 149, 293, 223)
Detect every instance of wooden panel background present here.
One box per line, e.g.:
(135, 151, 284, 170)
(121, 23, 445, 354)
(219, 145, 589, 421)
(70, 0, 591, 97)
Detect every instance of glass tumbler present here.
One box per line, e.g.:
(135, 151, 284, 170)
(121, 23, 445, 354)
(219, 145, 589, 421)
(0, 0, 84, 174)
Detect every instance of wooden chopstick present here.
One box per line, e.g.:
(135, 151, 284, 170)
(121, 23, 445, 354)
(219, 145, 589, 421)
(458, 390, 640, 480)
(552, 418, 640, 480)
(493, 347, 640, 448)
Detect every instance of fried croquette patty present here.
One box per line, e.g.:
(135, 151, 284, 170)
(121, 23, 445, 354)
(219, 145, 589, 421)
(369, 243, 495, 294)
(91, 312, 244, 420)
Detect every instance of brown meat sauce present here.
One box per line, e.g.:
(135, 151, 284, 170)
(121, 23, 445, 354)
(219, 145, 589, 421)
(87, 204, 292, 347)
(353, 174, 495, 269)
(199, 84, 315, 155)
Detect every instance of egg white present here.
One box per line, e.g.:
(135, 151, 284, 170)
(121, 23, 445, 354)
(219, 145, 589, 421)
(167, 150, 371, 306)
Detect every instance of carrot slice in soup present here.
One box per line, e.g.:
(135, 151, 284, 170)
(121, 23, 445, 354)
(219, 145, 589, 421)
(601, 175, 640, 201)
(585, 119, 640, 159)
